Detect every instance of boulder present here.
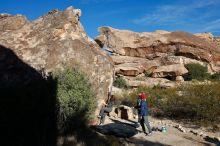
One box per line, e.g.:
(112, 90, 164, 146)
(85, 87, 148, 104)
(96, 27, 220, 71)
(152, 64, 188, 78)
(160, 55, 205, 66)
(124, 76, 176, 88)
(96, 123, 138, 138)
(114, 105, 134, 120)
(214, 37, 220, 47)
(113, 56, 161, 76)
(0, 6, 114, 116)
(176, 76, 184, 82)
(195, 32, 214, 42)
(0, 14, 28, 31)
(111, 55, 149, 65)
(195, 32, 220, 47)
(115, 64, 141, 76)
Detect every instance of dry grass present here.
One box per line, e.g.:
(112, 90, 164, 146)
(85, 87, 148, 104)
(116, 81, 220, 128)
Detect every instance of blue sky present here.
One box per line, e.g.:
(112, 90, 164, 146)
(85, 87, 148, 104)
(1, 0, 220, 38)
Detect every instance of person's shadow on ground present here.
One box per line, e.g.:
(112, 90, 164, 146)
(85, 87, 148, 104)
(95, 118, 170, 146)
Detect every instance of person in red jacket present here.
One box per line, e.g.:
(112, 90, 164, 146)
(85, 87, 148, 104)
(139, 92, 152, 135)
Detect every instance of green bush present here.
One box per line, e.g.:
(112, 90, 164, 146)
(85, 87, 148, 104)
(184, 63, 210, 80)
(113, 76, 127, 88)
(165, 82, 220, 125)
(211, 72, 220, 80)
(144, 71, 152, 77)
(55, 69, 96, 133)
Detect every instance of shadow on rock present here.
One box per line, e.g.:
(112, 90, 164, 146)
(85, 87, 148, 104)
(96, 123, 138, 138)
(0, 45, 58, 146)
(204, 136, 220, 146)
(111, 118, 141, 129)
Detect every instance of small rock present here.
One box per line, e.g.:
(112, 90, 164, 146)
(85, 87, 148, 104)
(201, 133, 207, 138)
(190, 130, 198, 135)
(133, 115, 138, 119)
(174, 124, 181, 128)
(179, 128, 186, 133)
(174, 124, 187, 133)
(198, 132, 204, 137)
(176, 76, 184, 82)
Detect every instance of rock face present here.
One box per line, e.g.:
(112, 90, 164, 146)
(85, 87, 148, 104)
(195, 32, 214, 42)
(114, 105, 134, 120)
(95, 27, 220, 87)
(195, 32, 220, 47)
(214, 37, 220, 47)
(0, 7, 114, 115)
(124, 76, 176, 88)
(96, 27, 220, 63)
(152, 64, 188, 78)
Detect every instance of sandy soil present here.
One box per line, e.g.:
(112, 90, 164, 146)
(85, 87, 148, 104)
(102, 116, 220, 146)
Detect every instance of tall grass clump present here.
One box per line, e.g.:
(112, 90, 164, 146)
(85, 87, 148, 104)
(55, 69, 96, 133)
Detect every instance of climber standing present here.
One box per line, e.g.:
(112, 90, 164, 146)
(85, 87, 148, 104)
(134, 93, 142, 126)
(137, 92, 152, 135)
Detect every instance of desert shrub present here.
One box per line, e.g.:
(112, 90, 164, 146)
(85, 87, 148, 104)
(144, 71, 152, 77)
(55, 69, 96, 133)
(210, 72, 220, 80)
(184, 63, 210, 80)
(115, 85, 177, 116)
(121, 82, 220, 127)
(159, 82, 220, 125)
(113, 76, 127, 89)
(172, 82, 220, 124)
(126, 85, 177, 116)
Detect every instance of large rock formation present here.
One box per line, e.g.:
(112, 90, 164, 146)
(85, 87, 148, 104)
(0, 7, 114, 115)
(95, 27, 220, 87)
(195, 32, 220, 47)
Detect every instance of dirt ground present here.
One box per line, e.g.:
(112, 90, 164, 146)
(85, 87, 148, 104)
(102, 116, 220, 146)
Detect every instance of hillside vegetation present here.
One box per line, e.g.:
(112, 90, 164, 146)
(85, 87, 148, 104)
(114, 63, 220, 128)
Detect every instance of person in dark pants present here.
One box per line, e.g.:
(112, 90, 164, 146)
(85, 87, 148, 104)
(98, 95, 115, 125)
(139, 92, 152, 135)
(134, 93, 142, 127)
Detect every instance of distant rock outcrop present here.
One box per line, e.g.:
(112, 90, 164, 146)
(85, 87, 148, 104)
(195, 32, 214, 42)
(195, 32, 220, 48)
(95, 27, 220, 87)
(0, 7, 114, 115)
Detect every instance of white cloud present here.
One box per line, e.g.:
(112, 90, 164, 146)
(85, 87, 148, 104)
(203, 19, 220, 32)
(133, 0, 220, 26)
(80, 0, 123, 4)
